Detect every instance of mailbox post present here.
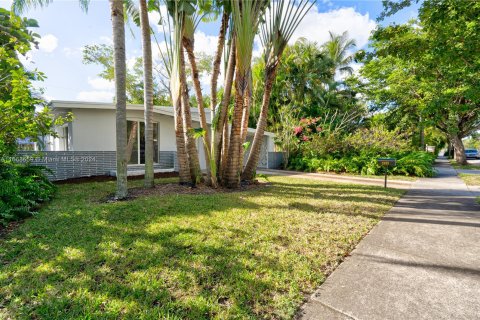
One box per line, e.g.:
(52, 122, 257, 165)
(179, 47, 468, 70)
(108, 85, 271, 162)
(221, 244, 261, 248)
(377, 158, 396, 188)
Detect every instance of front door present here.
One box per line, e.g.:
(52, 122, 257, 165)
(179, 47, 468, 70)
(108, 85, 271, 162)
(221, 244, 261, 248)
(127, 120, 158, 165)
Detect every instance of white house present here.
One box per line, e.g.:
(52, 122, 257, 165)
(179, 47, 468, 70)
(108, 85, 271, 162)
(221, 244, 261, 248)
(22, 100, 282, 180)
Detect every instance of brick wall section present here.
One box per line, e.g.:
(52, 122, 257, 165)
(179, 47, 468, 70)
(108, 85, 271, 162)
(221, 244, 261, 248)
(15, 151, 116, 181)
(15, 151, 177, 181)
(14, 150, 282, 180)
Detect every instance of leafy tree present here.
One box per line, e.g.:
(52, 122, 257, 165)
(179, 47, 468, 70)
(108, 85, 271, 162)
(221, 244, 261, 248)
(360, 0, 480, 164)
(82, 44, 170, 105)
(0, 8, 70, 155)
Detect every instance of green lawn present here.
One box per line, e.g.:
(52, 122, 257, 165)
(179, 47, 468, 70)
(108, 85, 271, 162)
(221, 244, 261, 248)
(458, 173, 480, 186)
(0, 176, 404, 319)
(450, 160, 480, 170)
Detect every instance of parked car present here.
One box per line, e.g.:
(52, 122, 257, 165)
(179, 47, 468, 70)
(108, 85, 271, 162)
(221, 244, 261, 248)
(465, 149, 479, 159)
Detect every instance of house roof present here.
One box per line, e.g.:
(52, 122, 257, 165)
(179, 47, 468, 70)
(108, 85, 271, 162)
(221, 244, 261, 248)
(51, 100, 275, 137)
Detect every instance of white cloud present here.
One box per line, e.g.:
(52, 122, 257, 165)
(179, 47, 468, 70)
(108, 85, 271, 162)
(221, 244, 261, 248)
(38, 34, 58, 53)
(99, 36, 113, 45)
(76, 91, 113, 102)
(63, 47, 82, 58)
(87, 77, 114, 90)
(291, 7, 377, 48)
(193, 31, 218, 56)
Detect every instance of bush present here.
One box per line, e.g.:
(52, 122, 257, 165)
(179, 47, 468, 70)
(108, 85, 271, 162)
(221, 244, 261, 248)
(0, 162, 56, 225)
(288, 151, 436, 177)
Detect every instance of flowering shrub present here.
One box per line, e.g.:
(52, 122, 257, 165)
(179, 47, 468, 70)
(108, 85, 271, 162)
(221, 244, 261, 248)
(294, 117, 323, 143)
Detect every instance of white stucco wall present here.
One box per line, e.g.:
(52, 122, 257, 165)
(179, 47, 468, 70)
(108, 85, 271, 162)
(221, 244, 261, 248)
(71, 109, 116, 151)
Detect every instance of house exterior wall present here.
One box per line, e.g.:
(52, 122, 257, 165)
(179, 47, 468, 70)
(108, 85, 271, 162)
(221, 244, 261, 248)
(32, 101, 281, 177)
(71, 108, 116, 151)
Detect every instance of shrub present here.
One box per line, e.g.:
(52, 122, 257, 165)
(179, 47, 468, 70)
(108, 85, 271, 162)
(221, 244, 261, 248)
(0, 162, 56, 225)
(288, 152, 435, 177)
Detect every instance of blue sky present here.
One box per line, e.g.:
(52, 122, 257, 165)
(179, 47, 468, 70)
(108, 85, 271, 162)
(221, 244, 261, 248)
(0, 0, 418, 103)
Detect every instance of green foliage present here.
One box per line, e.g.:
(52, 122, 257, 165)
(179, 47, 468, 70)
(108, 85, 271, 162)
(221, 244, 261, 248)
(359, 0, 480, 152)
(82, 44, 171, 105)
(250, 38, 364, 132)
(290, 152, 435, 177)
(0, 162, 56, 225)
(289, 124, 435, 177)
(0, 8, 71, 155)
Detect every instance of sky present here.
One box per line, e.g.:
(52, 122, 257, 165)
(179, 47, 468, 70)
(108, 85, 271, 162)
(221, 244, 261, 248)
(0, 0, 418, 103)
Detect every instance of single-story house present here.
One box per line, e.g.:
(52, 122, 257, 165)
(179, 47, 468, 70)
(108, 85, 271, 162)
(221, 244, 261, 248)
(17, 100, 283, 180)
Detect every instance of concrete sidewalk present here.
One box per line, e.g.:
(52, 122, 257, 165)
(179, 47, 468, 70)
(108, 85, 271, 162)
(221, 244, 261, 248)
(297, 159, 480, 320)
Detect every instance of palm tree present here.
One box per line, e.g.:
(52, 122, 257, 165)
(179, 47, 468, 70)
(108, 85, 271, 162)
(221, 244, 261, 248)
(138, 0, 154, 188)
(12, 0, 129, 198)
(182, 14, 214, 185)
(322, 31, 356, 76)
(242, 0, 314, 181)
(110, 0, 128, 198)
(223, 0, 264, 188)
(155, 2, 191, 184)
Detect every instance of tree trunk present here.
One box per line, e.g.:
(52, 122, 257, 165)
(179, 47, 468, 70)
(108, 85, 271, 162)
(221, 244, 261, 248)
(242, 64, 278, 181)
(126, 121, 137, 163)
(451, 134, 467, 165)
(139, 0, 154, 188)
(221, 119, 229, 181)
(419, 115, 425, 151)
(224, 68, 246, 188)
(210, 12, 229, 115)
(174, 97, 191, 184)
(215, 39, 236, 177)
(180, 48, 201, 184)
(183, 37, 212, 185)
(110, 0, 128, 199)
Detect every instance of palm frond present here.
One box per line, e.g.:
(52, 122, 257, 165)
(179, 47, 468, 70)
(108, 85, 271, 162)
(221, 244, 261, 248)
(260, 0, 316, 67)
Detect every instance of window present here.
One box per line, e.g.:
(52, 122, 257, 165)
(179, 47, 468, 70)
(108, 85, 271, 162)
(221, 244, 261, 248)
(127, 121, 159, 165)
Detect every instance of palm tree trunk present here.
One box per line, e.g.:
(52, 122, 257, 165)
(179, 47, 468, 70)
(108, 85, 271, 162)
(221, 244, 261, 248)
(224, 68, 246, 188)
(139, 0, 154, 188)
(180, 47, 201, 184)
(220, 119, 229, 181)
(215, 39, 236, 177)
(211, 12, 229, 115)
(183, 37, 212, 184)
(242, 64, 278, 181)
(174, 97, 191, 184)
(110, 0, 128, 199)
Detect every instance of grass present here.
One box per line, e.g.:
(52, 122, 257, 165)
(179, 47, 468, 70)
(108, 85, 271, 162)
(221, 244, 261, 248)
(458, 173, 480, 186)
(449, 160, 480, 170)
(0, 176, 404, 319)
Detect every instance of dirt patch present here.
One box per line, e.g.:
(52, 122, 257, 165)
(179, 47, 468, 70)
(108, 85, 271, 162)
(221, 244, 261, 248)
(102, 180, 269, 202)
(55, 172, 179, 185)
(0, 220, 24, 240)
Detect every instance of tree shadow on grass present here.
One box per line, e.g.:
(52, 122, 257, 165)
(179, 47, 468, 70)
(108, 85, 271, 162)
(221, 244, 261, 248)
(0, 178, 401, 319)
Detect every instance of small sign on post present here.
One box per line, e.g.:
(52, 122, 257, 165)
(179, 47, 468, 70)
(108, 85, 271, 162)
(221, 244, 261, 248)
(377, 158, 396, 188)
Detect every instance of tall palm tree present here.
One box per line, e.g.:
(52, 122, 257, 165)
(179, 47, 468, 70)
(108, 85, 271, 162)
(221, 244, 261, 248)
(322, 31, 356, 76)
(166, 0, 201, 184)
(182, 14, 213, 185)
(110, 0, 129, 198)
(155, 1, 191, 184)
(243, 0, 314, 181)
(12, 0, 129, 198)
(139, 0, 154, 188)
